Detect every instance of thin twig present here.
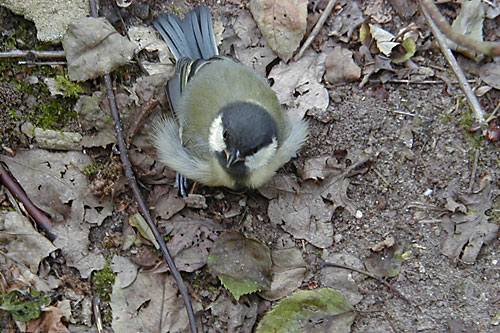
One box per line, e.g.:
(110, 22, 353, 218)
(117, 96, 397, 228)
(420, 0, 500, 57)
(382, 79, 477, 85)
(320, 261, 412, 305)
(87, 1, 197, 332)
(126, 98, 159, 147)
(420, 2, 486, 128)
(294, 0, 335, 61)
(384, 312, 399, 333)
(468, 149, 479, 193)
(0, 50, 66, 59)
(0, 164, 55, 240)
(92, 296, 104, 333)
(486, 100, 500, 123)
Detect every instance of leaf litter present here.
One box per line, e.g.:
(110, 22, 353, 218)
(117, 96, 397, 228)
(1, 0, 500, 331)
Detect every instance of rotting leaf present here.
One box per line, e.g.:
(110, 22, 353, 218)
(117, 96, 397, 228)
(0, 211, 57, 273)
(209, 293, 259, 331)
(325, 46, 361, 84)
(441, 179, 499, 264)
(25, 306, 70, 333)
(259, 248, 307, 301)
(329, 1, 364, 43)
(150, 186, 186, 221)
(391, 37, 416, 64)
(264, 152, 363, 248)
(447, 0, 485, 61)
(480, 61, 500, 90)
(0, 150, 112, 278)
(207, 231, 272, 300)
(365, 243, 403, 278)
(269, 49, 328, 119)
(111, 272, 192, 332)
(63, 17, 137, 81)
(256, 288, 356, 333)
(249, 0, 307, 62)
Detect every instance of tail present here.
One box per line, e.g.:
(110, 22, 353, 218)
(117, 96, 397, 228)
(153, 6, 218, 60)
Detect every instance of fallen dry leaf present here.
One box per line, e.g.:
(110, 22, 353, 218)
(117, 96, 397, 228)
(441, 180, 499, 264)
(208, 293, 259, 331)
(63, 17, 136, 81)
(269, 49, 329, 119)
(325, 46, 361, 84)
(26, 306, 69, 333)
(259, 248, 306, 301)
(111, 272, 192, 332)
(0, 211, 57, 273)
(249, 0, 307, 62)
(1, 150, 112, 278)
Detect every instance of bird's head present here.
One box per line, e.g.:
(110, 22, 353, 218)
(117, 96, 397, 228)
(208, 102, 278, 180)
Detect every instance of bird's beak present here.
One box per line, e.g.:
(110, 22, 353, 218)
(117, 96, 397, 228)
(225, 149, 245, 168)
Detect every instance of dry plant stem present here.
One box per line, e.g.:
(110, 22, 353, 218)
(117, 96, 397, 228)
(88, 1, 197, 332)
(104, 69, 197, 333)
(420, 3, 486, 127)
(0, 50, 66, 58)
(0, 164, 55, 241)
(320, 261, 412, 305)
(294, 0, 335, 61)
(92, 296, 104, 333)
(126, 98, 159, 147)
(419, 0, 500, 56)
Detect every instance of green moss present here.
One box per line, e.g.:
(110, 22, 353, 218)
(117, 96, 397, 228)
(92, 261, 116, 324)
(30, 99, 78, 130)
(55, 74, 84, 98)
(84, 160, 106, 176)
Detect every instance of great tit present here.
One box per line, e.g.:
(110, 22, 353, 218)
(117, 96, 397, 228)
(152, 6, 308, 192)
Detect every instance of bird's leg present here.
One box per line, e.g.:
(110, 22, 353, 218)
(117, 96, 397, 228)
(175, 172, 189, 197)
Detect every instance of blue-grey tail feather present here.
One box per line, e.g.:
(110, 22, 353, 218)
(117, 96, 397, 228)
(153, 6, 218, 60)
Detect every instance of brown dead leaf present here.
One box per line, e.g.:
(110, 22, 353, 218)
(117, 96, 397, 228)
(259, 248, 306, 301)
(325, 46, 361, 84)
(363, 0, 392, 24)
(208, 293, 259, 331)
(329, 1, 364, 43)
(365, 244, 403, 278)
(441, 180, 499, 264)
(63, 17, 136, 81)
(26, 306, 69, 333)
(298, 156, 343, 181)
(249, 0, 307, 62)
(111, 272, 193, 332)
(150, 186, 186, 221)
(269, 49, 328, 119)
(480, 61, 500, 90)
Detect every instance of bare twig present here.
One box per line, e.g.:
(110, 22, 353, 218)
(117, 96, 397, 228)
(126, 98, 159, 146)
(320, 261, 412, 305)
(294, 0, 336, 61)
(87, 1, 197, 332)
(0, 50, 65, 59)
(0, 164, 55, 240)
(420, 0, 500, 57)
(92, 296, 104, 333)
(419, 2, 486, 128)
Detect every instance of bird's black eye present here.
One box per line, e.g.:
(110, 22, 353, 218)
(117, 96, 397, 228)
(249, 145, 260, 155)
(223, 131, 228, 139)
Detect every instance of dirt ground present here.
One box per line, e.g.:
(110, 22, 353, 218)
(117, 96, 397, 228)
(1, 0, 500, 332)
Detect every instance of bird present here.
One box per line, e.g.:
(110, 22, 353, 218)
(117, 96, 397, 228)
(152, 6, 308, 194)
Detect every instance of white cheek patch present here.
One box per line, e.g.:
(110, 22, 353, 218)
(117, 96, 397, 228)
(208, 114, 226, 152)
(245, 137, 278, 171)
